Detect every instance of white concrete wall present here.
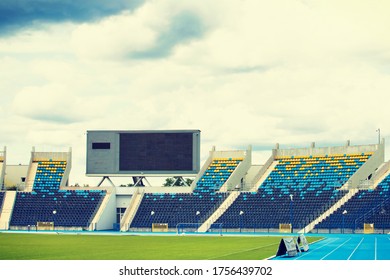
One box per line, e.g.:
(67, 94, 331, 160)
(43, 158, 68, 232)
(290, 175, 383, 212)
(0, 191, 16, 230)
(244, 165, 263, 187)
(249, 149, 276, 188)
(95, 192, 117, 230)
(211, 149, 248, 160)
(4, 165, 28, 188)
(116, 195, 132, 209)
(276, 142, 378, 158)
(0, 162, 4, 190)
(32, 150, 69, 161)
(223, 147, 252, 191)
(0, 148, 5, 189)
(347, 141, 385, 188)
(61, 149, 72, 187)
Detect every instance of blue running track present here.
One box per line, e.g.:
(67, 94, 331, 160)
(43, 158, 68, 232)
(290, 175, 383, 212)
(273, 234, 390, 260)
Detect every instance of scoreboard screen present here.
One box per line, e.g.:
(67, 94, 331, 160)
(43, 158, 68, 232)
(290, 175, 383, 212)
(119, 132, 194, 171)
(86, 130, 200, 176)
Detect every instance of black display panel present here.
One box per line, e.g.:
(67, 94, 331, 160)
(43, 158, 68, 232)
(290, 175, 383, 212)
(92, 142, 111, 149)
(119, 132, 193, 171)
(86, 130, 200, 176)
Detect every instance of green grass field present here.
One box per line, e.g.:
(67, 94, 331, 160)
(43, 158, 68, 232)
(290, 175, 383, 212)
(0, 233, 321, 260)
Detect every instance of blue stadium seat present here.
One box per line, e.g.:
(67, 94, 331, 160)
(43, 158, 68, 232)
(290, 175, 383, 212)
(130, 158, 243, 229)
(316, 174, 390, 231)
(215, 153, 372, 231)
(10, 161, 106, 228)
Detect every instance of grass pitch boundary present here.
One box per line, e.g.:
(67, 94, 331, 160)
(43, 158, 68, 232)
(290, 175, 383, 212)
(0, 231, 321, 260)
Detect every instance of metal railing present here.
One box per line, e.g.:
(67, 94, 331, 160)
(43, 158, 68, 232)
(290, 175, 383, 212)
(354, 197, 390, 232)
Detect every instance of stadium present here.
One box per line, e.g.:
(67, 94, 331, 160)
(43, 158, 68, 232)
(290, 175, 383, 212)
(0, 130, 389, 260)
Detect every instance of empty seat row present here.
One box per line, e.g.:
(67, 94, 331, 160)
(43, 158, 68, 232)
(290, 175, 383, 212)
(10, 160, 106, 228)
(130, 193, 228, 228)
(213, 153, 370, 230)
(315, 175, 390, 230)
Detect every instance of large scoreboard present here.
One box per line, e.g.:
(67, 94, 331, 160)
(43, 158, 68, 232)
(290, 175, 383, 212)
(86, 130, 200, 176)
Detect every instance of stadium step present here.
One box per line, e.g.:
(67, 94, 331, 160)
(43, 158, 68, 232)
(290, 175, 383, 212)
(251, 160, 279, 191)
(121, 189, 144, 231)
(197, 191, 240, 233)
(372, 161, 390, 189)
(299, 188, 359, 234)
(25, 162, 38, 192)
(0, 191, 17, 230)
(89, 191, 111, 231)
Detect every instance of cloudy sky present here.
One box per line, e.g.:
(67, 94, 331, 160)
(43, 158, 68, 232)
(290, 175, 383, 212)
(0, 0, 389, 185)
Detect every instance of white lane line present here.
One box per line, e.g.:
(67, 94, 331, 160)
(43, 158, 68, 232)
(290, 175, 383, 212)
(347, 237, 364, 260)
(295, 238, 339, 260)
(320, 238, 352, 260)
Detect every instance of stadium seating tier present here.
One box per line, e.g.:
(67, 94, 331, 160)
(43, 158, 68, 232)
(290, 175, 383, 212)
(215, 153, 372, 230)
(130, 158, 242, 229)
(10, 160, 106, 228)
(315, 174, 390, 231)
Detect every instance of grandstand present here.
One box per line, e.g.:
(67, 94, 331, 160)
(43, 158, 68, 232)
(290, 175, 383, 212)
(215, 151, 375, 232)
(1, 148, 110, 231)
(0, 136, 389, 234)
(124, 148, 248, 231)
(0, 147, 5, 191)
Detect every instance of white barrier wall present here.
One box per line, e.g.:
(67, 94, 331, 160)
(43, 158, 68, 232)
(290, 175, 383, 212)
(347, 140, 385, 188)
(95, 190, 117, 230)
(275, 141, 379, 158)
(3, 165, 28, 189)
(0, 147, 6, 190)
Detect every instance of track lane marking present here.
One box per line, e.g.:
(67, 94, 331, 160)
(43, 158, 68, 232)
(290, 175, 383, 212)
(320, 238, 352, 260)
(295, 238, 339, 260)
(347, 237, 364, 260)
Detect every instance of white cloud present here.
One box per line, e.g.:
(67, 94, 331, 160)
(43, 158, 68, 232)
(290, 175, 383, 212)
(12, 84, 83, 123)
(1, 0, 390, 184)
(69, 0, 226, 61)
(0, 22, 74, 55)
(10, 81, 118, 126)
(71, 11, 156, 60)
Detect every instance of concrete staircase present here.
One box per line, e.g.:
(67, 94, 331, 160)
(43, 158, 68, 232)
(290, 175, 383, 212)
(197, 191, 240, 233)
(299, 188, 359, 234)
(0, 191, 17, 230)
(0, 162, 4, 190)
(25, 162, 38, 192)
(89, 191, 112, 231)
(120, 190, 144, 231)
(372, 162, 390, 189)
(250, 161, 278, 191)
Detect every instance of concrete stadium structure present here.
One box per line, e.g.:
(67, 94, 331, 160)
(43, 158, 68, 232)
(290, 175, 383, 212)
(0, 139, 389, 234)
